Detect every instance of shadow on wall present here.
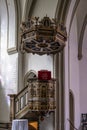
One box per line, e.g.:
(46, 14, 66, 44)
(0, 80, 10, 122)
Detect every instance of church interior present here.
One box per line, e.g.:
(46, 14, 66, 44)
(0, 0, 87, 130)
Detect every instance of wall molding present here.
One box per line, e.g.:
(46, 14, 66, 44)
(54, 1, 72, 130)
(23, 0, 33, 20)
(68, 0, 80, 34)
(6, 0, 17, 54)
(78, 14, 87, 60)
(55, 0, 71, 24)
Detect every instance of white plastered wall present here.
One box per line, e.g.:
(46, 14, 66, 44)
(69, 15, 80, 128)
(0, 0, 18, 122)
(79, 26, 87, 113)
(64, 1, 87, 129)
(64, 0, 80, 130)
(76, 0, 87, 114)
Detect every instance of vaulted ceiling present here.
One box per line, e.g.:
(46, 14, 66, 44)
(0, 0, 87, 60)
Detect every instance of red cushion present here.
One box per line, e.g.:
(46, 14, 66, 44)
(38, 70, 51, 80)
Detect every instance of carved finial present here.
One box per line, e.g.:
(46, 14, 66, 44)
(20, 21, 26, 32)
(35, 17, 39, 25)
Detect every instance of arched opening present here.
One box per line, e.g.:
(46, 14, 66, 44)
(24, 70, 37, 87)
(69, 91, 74, 130)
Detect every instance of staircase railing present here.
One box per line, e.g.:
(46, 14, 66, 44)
(8, 85, 29, 121)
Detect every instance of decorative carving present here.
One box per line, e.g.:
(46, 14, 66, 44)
(20, 15, 67, 55)
(9, 70, 56, 119)
(28, 79, 56, 111)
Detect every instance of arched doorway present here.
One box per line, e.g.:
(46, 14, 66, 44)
(69, 91, 74, 130)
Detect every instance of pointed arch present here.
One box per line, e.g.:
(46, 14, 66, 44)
(23, 0, 34, 20)
(55, 0, 71, 24)
(24, 70, 37, 87)
(68, 0, 80, 34)
(78, 14, 87, 60)
(6, 0, 20, 54)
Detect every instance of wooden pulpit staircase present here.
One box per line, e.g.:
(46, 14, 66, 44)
(0, 76, 55, 130)
(0, 85, 38, 130)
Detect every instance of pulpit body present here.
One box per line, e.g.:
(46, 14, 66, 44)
(8, 70, 56, 121)
(28, 78, 56, 112)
